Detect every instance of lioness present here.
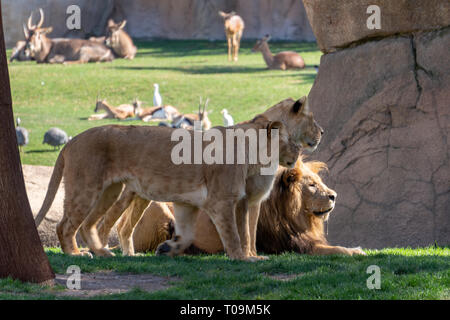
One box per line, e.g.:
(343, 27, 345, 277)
(36, 97, 322, 261)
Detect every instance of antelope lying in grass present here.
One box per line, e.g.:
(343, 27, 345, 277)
(252, 35, 305, 70)
(25, 8, 114, 64)
(169, 97, 212, 130)
(135, 105, 181, 122)
(88, 98, 138, 121)
(219, 11, 244, 62)
(106, 19, 137, 59)
(10, 36, 32, 62)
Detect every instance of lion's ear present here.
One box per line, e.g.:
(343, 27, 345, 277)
(292, 96, 308, 114)
(282, 169, 299, 187)
(308, 161, 328, 174)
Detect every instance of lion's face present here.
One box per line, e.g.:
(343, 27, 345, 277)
(297, 112, 323, 153)
(283, 160, 337, 221)
(300, 162, 336, 221)
(262, 97, 324, 154)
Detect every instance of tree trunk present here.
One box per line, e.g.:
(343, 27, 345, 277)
(0, 2, 55, 283)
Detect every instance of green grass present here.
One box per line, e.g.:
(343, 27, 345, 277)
(8, 40, 320, 166)
(0, 247, 448, 299)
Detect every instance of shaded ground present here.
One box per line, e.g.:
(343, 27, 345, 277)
(55, 271, 175, 297)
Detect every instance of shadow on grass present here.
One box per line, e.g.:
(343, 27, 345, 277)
(134, 40, 320, 59)
(110, 65, 268, 74)
(26, 149, 59, 153)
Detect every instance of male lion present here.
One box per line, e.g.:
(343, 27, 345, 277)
(36, 97, 322, 261)
(126, 158, 366, 256)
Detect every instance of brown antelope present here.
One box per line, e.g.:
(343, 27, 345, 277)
(88, 98, 137, 121)
(218, 11, 244, 62)
(105, 19, 137, 59)
(25, 8, 114, 64)
(252, 35, 305, 70)
(171, 97, 212, 130)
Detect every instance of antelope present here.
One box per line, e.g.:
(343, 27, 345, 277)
(10, 33, 32, 62)
(88, 98, 137, 121)
(25, 8, 114, 64)
(252, 35, 305, 70)
(171, 97, 212, 130)
(105, 19, 137, 59)
(219, 11, 244, 62)
(137, 105, 182, 122)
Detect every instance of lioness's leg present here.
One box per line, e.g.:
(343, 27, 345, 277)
(98, 187, 134, 248)
(57, 199, 100, 257)
(201, 199, 259, 261)
(248, 202, 268, 259)
(79, 183, 123, 257)
(117, 195, 150, 256)
(235, 198, 250, 255)
(156, 203, 198, 257)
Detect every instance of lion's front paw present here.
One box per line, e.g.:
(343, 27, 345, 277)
(242, 255, 270, 262)
(350, 247, 367, 256)
(156, 241, 175, 257)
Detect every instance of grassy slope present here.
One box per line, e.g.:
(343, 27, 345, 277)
(0, 247, 448, 300)
(8, 40, 319, 166)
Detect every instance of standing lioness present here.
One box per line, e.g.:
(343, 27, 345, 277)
(36, 97, 323, 261)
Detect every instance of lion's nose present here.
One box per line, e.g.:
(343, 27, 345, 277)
(329, 194, 336, 201)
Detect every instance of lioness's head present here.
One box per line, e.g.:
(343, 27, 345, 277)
(263, 97, 323, 153)
(281, 159, 336, 221)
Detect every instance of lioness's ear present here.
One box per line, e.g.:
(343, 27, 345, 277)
(292, 96, 308, 114)
(107, 19, 115, 28)
(267, 121, 283, 137)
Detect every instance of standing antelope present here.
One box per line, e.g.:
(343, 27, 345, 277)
(252, 35, 305, 70)
(105, 19, 137, 59)
(25, 8, 114, 64)
(219, 11, 244, 62)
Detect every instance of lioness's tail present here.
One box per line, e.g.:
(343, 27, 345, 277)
(35, 151, 65, 227)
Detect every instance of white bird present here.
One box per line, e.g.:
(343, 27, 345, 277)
(221, 109, 234, 127)
(153, 83, 162, 107)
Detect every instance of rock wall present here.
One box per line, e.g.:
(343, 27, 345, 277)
(303, 0, 450, 248)
(2, 0, 315, 48)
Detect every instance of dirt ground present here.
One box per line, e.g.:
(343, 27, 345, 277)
(54, 271, 175, 297)
(23, 164, 120, 247)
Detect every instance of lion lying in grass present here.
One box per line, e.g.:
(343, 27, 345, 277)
(120, 157, 366, 256)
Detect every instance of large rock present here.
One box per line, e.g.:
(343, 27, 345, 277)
(2, 0, 315, 48)
(303, 0, 450, 53)
(309, 27, 449, 248)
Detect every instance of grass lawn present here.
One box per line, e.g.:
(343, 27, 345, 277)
(0, 247, 448, 299)
(8, 40, 320, 166)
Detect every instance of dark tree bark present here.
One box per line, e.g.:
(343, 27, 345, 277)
(0, 2, 55, 283)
